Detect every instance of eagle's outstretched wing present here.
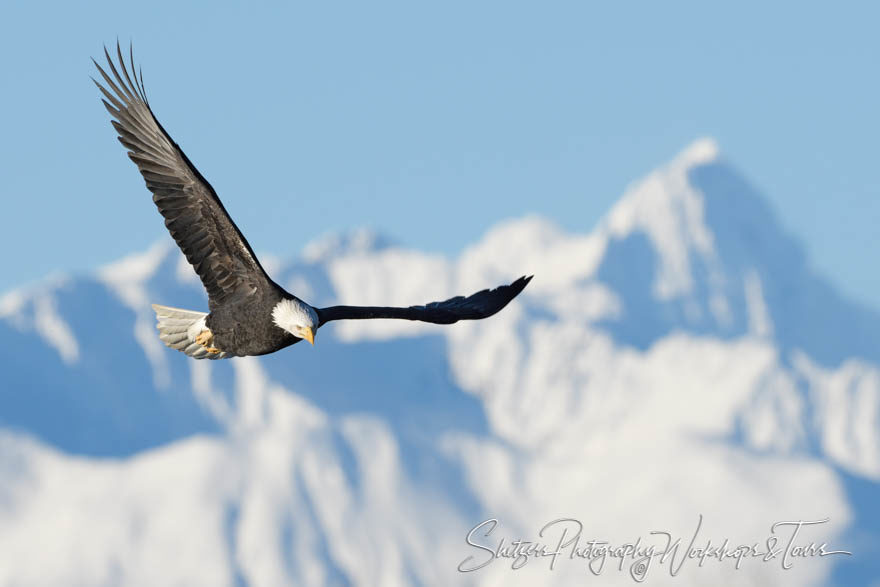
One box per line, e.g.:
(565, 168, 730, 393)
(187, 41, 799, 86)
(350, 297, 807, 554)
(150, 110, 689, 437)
(94, 43, 275, 310)
(315, 275, 532, 326)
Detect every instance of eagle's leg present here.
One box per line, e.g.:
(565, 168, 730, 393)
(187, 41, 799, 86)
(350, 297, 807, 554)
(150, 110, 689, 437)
(195, 329, 221, 354)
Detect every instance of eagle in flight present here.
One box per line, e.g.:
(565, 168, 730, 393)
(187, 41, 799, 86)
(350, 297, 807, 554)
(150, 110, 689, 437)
(94, 44, 531, 359)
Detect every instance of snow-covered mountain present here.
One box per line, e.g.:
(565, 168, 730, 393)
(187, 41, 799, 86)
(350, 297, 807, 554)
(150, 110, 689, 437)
(0, 139, 877, 586)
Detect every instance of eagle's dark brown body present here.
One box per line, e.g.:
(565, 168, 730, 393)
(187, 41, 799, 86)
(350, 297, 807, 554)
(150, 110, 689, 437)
(207, 291, 299, 356)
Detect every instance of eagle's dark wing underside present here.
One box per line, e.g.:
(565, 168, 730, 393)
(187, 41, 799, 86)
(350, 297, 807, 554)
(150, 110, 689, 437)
(316, 275, 532, 326)
(93, 43, 275, 310)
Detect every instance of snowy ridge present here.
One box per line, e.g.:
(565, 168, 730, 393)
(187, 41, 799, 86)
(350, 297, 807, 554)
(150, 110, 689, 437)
(603, 137, 723, 301)
(0, 276, 80, 365)
(0, 139, 877, 585)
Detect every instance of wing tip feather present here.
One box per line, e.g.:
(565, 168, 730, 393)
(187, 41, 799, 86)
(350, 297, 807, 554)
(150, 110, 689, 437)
(502, 274, 532, 299)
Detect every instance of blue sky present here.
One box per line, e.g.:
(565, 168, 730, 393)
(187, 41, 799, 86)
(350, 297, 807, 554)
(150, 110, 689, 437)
(2, 1, 878, 309)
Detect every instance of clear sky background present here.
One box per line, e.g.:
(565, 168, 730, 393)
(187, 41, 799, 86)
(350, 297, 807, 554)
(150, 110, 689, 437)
(1, 2, 878, 310)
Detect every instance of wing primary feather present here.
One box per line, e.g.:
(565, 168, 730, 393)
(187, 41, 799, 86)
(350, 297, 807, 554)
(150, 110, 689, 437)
(138, 66, 148, 104)
(130, 44, 147, 100)
(116, 41, 140, 102)
(103, 45, 135, 102)
(92, 60, 127, 104)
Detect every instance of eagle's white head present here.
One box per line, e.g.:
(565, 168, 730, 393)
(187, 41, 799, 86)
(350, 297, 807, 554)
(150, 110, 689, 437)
(272, 298, 319, 345)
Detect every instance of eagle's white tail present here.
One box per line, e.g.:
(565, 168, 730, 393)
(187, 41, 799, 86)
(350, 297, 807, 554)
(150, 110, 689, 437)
(151, 304, 230, 360)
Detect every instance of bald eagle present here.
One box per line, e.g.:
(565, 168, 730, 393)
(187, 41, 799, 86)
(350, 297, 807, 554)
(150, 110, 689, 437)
(93, 44, 531, 359)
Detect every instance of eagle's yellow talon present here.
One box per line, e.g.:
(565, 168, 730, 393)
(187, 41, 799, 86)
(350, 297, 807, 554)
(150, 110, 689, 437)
(195, 329, 215, 349)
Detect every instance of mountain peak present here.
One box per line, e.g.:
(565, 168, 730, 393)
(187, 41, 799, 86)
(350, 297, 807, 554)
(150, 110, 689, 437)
(672, 136, 720, 169)
(591, 138, 880, 367)
(601, 138, 722, 302)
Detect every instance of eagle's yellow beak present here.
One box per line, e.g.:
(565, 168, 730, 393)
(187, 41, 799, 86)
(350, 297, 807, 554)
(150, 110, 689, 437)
(302, 327, 316, 346)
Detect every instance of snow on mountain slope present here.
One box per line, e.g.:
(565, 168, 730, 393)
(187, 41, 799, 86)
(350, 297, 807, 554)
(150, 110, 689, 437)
(0, 379, 467, 587)
(0, 139, 877, 585)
